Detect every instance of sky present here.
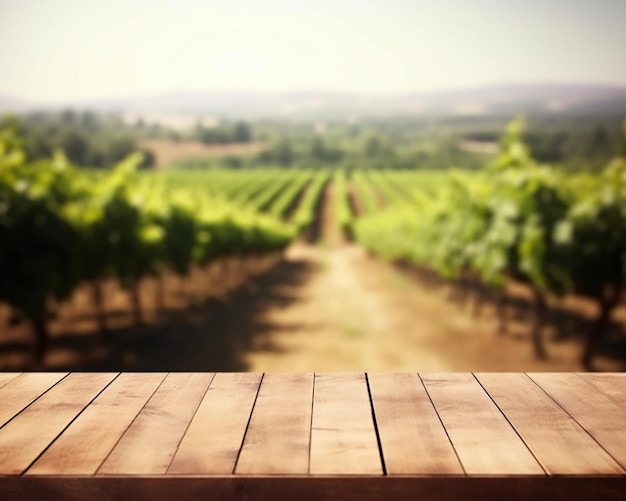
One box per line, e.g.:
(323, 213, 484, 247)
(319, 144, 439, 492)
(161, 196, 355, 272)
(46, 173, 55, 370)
(1, 0, 625, 103)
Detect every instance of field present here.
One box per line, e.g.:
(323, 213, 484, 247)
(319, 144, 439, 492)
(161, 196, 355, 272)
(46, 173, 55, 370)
(141, 139, 269, 167)
(2, 123, 626, 372)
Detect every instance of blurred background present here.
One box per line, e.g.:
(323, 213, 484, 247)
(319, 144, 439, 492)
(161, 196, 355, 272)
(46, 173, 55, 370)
(1, 0, 625, 372)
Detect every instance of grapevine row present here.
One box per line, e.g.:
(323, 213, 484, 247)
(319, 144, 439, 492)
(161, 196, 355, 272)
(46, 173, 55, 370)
(356, 120, 626, 368)
(352, 171, 379, 215)
(0, 130, 294, 363)
(334, 170, 353, 237)
(292, 171, 328, 234)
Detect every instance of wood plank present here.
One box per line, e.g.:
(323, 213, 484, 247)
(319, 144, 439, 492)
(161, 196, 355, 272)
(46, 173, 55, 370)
(576, 373, 626, 411)
(27, 373, 166, 475)
(476, 373, 623, 475)
(420, 373, 544, 475)
(309, 373, 382, 475)
(0, 373, 67, 427)
(236, 373, 314, 475)
(167, 373, 262, 475)
(0, 373, 21, 391)
(98, 373, 215, 475)
(2, 477, 626, 501)
(368, 373, 463, 475)
(528, 373, 626, 470)
(0, 372, 116, 475)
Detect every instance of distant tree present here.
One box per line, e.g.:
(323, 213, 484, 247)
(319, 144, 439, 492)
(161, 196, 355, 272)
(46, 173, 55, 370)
(310, 137, 327, 160)
(465, 131, 498, 142)
(196, 125, 227, 144)
(107, 136, 136, 164)
(526, 131, 567, 163)
(273, 139, 294, 165)
(310, 138, 343, 163)
(257, 150, 273, 163)
(138, 148, 155, 169)
(364, 133, 383, 158)
(232, 121, 251, 143)
(586, 126, 611, 157)
(60, 109, 76, 124)
(84, 148, 106, 167)
(61, 130, 89, 164)
(81, 111, 98, 131)
(222, 156, 243, 168)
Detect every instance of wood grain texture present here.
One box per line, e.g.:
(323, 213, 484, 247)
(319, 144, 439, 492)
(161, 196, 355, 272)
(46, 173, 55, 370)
(368, 373, 463, 475)
(309, 373, 382, 475)
(528, 373, 626, 470)
(0, 373, 116, 475)
(27, 373, 166, 475)
(576, 373, 626, 411)
(0, 373, 67, 428)
(167, 372, 262, 475)
(236, 373, 314, 475)
(0, 373, 21, 391)
(0, 371, 624, 484)
(98, 373, 215, 475)
(420, 373, 544, 475)
(476, 373, 623, 475)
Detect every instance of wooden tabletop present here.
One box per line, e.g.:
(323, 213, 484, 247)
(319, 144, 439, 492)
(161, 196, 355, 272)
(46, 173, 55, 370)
(0, 372, 624, 500)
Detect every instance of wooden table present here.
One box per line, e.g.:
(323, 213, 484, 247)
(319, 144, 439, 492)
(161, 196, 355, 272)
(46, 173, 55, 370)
(0, 372, 624, 500)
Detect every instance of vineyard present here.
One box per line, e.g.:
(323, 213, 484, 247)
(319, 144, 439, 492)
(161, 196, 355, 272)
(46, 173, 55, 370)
(356, 121, 626, 368)
(1, 120, 625, 370)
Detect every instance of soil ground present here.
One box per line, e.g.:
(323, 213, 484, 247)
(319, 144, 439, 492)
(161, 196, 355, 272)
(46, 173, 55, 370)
(1, 184, 624, 372)
(141, 139, 268, 167)
(207, 184, 625, 372)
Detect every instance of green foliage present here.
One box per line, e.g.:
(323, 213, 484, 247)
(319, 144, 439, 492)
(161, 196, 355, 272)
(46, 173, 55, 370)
(334, 170, 353, 237)
(310, 138, 344, 163)
(257, 139, 295, 166)
(14, 112, 155, 169)
(194, 121, 253, 145)
(246, 171, 298, 212)
(0, 131, 294, 335)
(366, 171, 413, 205)
(268, 171, 313, 219)
(352, 171, 379, 215)
(292, 171, 328, 232)
(356, 120, 626, 304)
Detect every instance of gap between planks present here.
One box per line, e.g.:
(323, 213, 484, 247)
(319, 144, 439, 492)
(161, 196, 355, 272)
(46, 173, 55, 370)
(0, 373, 624, 478)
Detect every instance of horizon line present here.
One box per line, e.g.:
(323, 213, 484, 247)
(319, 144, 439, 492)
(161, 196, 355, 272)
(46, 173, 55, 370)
(3, 80, 626, 106)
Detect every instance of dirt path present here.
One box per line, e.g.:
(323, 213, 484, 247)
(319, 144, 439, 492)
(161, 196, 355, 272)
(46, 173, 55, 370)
(238, 243, 453, 371)
(131, 182, 622, 372)
(3, 183, 623, 372)
(229, 242, 623, 372)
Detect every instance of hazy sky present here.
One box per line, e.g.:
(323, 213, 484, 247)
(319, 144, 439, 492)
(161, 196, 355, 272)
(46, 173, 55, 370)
(1, 0, 625, 103)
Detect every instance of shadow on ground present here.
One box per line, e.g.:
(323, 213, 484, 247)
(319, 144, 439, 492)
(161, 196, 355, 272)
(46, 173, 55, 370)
(393, 260, 626, 366)
(0, 257, 317, 372)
